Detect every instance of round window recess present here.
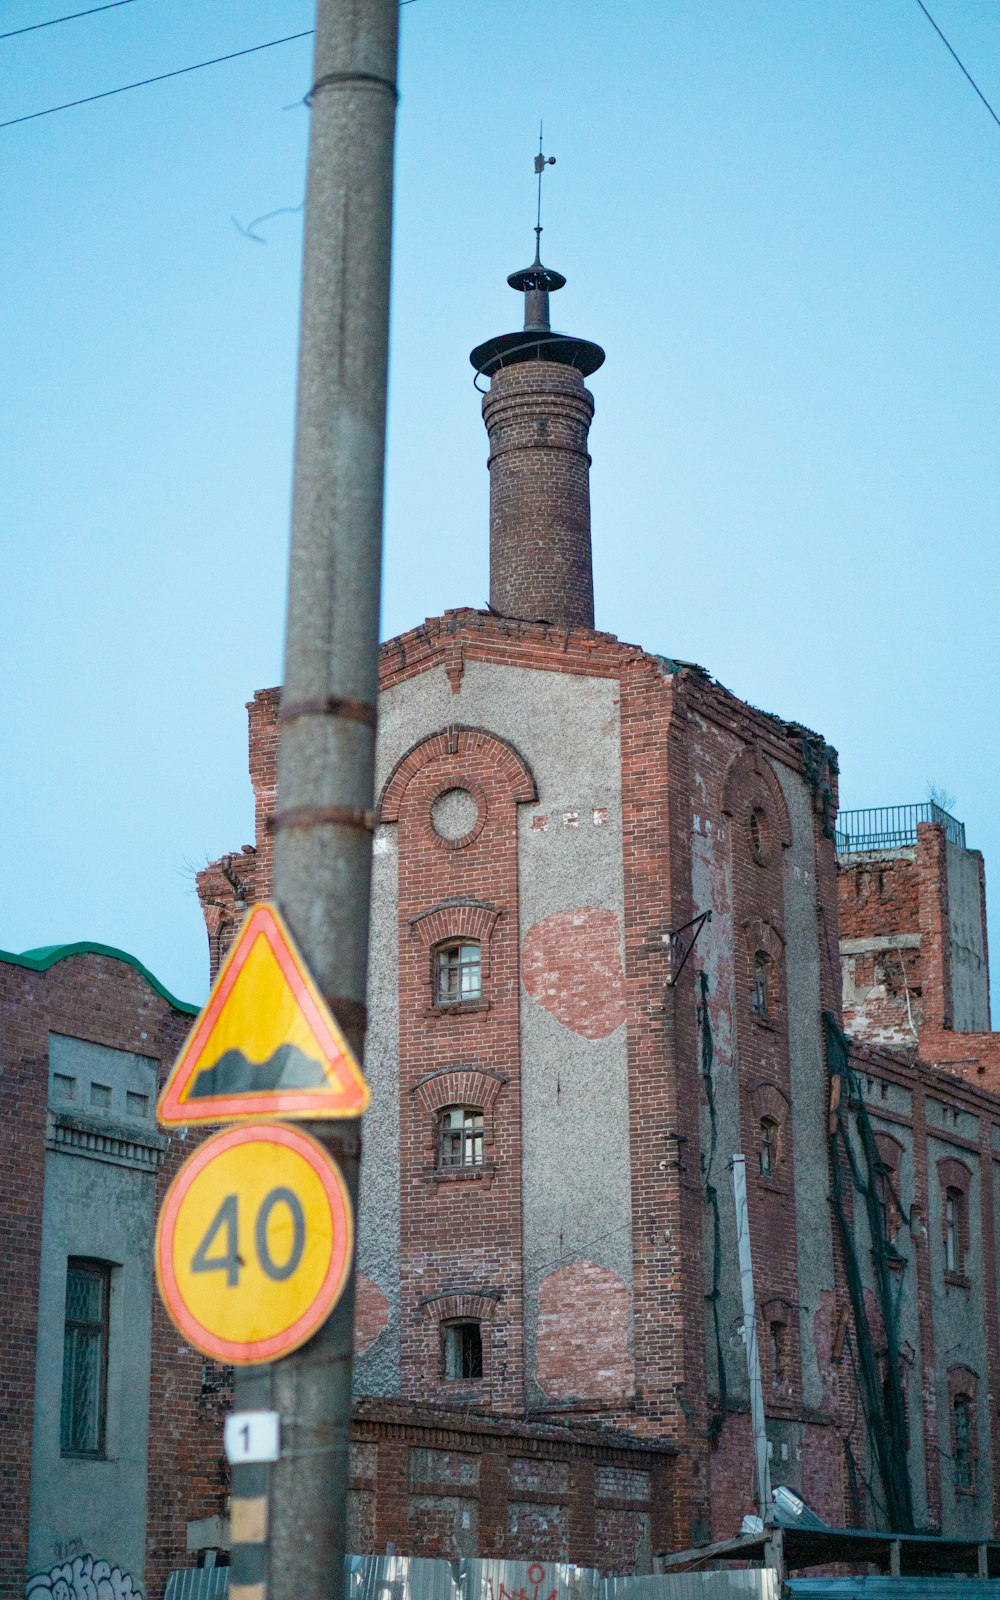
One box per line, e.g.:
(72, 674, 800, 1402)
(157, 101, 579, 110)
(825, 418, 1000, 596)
(749, 807, 771, 866)
(431, 787, 481, 843)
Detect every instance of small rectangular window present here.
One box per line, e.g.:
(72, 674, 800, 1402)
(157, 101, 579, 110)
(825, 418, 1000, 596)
(435, 944, 482, 1005)
(751, 954, 770, 1020)
(945, 1187, 964, 1274)
(442, 1320, 482, 1380)
(438, 1107, 484, 1169)
(954, 1394, 975, 1491)
(61, 1260, 110, 1456)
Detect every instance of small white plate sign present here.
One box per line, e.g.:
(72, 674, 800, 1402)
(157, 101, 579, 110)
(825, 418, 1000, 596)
(224, 1410, 281, 1465)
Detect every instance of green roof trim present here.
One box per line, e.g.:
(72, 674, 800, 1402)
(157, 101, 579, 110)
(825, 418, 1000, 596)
(1, 942, 199, 1015)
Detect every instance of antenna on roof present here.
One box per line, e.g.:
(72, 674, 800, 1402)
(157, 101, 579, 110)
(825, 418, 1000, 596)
(533, 121, 555, 262)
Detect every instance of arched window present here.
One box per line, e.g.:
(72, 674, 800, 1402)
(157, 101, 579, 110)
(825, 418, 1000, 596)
(752, 952, 771, 1020)
(945, 1187, 964, 1273)
(768, 1318, 788, 1389)
(954, 1393, 975, 1491)
(434, 941, 482, 1005)
(873, 1133, 904, 1246)
(759, 1116, 778, 1178)
(749, 807, 770, 865)
(437, 1106, 484, 1169)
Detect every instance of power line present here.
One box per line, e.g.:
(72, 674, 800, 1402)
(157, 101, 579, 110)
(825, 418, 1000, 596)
(0, 1, 136, 43)
(0, 29, 313, 129)
(912, 0, 1000, 133)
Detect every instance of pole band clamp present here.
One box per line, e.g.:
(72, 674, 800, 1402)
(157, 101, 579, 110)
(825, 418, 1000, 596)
(269, 805, 376, 833)
(306, 71, 399, 105)
(278, 695, 377, 729)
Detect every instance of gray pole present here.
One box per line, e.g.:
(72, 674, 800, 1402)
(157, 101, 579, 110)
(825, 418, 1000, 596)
(229, 2, 398, 1598)
(729, 1154, 772, 1524)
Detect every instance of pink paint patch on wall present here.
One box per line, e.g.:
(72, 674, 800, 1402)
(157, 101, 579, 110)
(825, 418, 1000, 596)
(536, 1261, 635, 1399)
(354, 1274, 391, 1354)
(521, 908, 626, 1039)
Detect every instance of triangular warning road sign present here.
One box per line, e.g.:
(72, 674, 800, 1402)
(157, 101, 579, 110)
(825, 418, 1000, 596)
(158, 901, 369, 1125)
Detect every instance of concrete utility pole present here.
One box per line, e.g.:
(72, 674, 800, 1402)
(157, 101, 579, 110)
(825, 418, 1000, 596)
(730, 1154, 772, 1525)
(229, 2, 398, 1598)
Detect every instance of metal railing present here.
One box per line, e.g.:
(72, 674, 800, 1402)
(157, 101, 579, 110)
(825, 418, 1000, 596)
(835, 803, 966, 855)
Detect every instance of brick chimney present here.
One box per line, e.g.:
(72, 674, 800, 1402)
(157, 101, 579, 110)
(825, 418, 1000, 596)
(470, 249, 604, 629)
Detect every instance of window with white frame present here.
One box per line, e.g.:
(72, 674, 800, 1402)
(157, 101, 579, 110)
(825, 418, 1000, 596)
(435, 942, 482, 1005)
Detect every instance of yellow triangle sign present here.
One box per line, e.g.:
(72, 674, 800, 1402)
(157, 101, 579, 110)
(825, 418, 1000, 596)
(158, 901, 369, 1125)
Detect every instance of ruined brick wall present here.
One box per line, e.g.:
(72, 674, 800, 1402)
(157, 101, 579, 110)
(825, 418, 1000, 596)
(349, 1398, 673, 1573)
(838, 850, 923, 1048)
(197, 609, 855, 1552)
(0, 951, 208, 1600)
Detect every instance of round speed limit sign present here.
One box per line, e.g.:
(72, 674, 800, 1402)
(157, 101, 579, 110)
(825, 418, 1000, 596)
(155, 1122, 353, 1364)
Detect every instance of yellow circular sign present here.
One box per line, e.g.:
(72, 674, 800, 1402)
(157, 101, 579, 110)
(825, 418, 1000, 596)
(155, 1122, 353, 1364)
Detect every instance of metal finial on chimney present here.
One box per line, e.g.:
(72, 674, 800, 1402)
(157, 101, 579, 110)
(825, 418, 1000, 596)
(469, 137, 604, 381)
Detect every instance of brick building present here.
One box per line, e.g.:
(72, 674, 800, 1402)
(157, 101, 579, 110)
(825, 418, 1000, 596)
(7, 241, 1000, 1598)
(199, 245, 881, 1558)
(0, 940, 228, 1600)
(831, 806, 1000, 1533)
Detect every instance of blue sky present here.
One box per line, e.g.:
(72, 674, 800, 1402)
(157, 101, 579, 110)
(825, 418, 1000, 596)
(2, 0, 998, 1007)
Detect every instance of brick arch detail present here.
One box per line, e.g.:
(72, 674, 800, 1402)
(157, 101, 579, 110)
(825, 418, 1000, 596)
(721, 743, 792, 848)
(418, 1291, 501, 1324)
(378, 725, 537, 822)
(749, 1080, 789, 1124)
(412, 1066, 507, 1115)
(409, 901, 502, 950)
(938, 1155, 973, 1192)
(743, 917, 785, 962)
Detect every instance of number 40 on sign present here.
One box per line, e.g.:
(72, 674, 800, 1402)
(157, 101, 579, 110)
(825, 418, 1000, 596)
(155, 1122, 354, 1365)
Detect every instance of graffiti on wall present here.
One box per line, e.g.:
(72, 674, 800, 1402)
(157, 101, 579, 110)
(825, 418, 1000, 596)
(27, 1555, 141, 1600)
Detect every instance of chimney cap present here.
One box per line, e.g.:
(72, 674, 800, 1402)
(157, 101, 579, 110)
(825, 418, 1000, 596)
(507, 260, 566, 294)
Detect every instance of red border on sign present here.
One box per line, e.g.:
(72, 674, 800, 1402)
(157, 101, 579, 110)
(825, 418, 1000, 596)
(155, 1122, 354, 1364)
(158, 901, 369, 1124)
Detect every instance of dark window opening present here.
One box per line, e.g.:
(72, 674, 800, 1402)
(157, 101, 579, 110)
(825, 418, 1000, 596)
(759, 1117, 778, 1178)
(954, 1394, 975, 1491)
(437, 1106, 484, 1169)
(768, 1320, 788, 1388)
(442, 1320, 482, 1380)
(752, 953, 771, 1020)
(945, 1186, 965, 1274)
(435, 942, 482, 1005)
(749, 808, 770, 864)
(61, 1259, 110, 1456)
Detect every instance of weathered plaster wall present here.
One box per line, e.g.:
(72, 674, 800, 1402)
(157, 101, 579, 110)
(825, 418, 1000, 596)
(946, 841, 990, 1032)
(855, 1080, 928, 1527)
(926, 1124, 991, 1536)
(28, 1037, 159, 1586)
(688, 715, 742, 1409)
(776, 763, 834, 1417)
(363, 658, 630, 1405)
(354, 824, 401, 1396)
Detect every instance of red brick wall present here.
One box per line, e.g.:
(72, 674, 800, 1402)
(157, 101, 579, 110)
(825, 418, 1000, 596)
(378, 725, 535, 1413)
(722, 743, 804, 1415)
(482, 363, 596, 630)
(350, 1398, 674, 1573)
(0, 951, 209, 1600)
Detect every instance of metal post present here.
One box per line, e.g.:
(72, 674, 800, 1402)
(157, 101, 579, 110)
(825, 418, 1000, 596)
(231, 2, 398, 1598)
(730, 1154, 772, 1523)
